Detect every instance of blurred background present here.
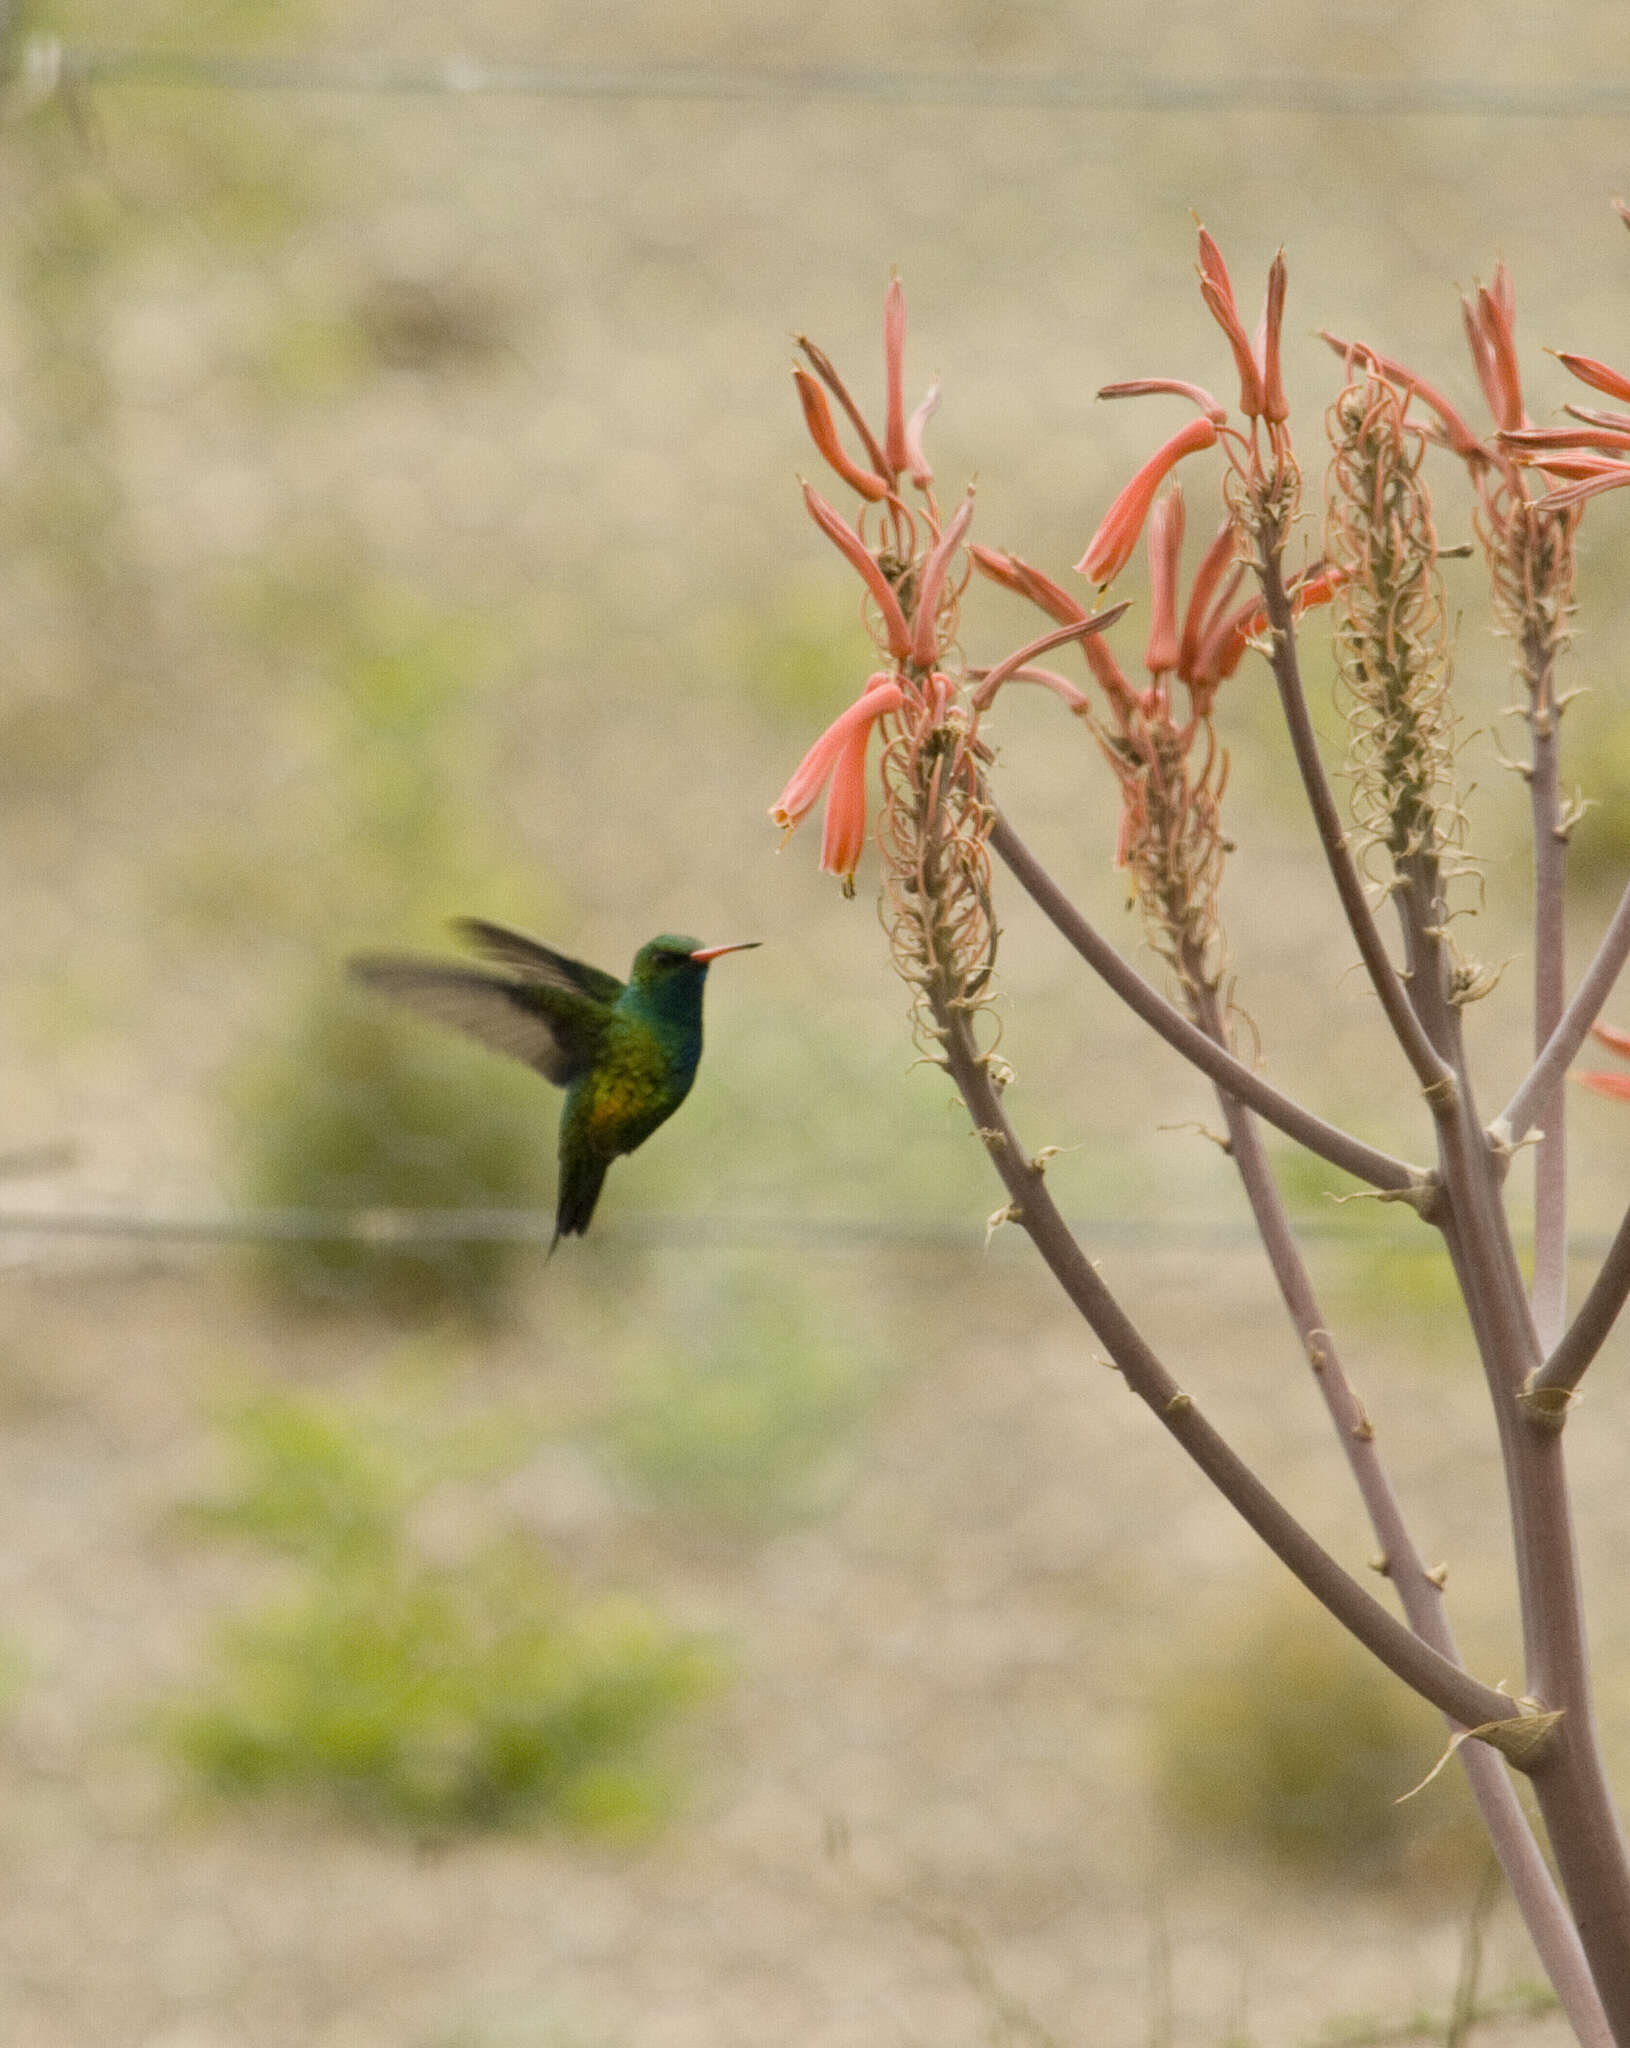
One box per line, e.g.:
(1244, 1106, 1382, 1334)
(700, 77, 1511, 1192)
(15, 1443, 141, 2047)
(3, 0, 1630, 2042)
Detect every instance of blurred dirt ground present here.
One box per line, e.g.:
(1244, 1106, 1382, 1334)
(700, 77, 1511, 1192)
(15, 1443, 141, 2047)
(2, 0, 1630, 2041)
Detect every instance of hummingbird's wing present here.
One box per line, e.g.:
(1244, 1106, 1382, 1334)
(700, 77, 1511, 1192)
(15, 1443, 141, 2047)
(451, 921, 626, 1006)
(347, 957, 606, 1086)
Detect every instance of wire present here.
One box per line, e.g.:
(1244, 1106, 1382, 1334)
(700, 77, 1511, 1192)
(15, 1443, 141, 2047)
(12, 43, 1630, 118)
(0, 1204, 1599, 1254)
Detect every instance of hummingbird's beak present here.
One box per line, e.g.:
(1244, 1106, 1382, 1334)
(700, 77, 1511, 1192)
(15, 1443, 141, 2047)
(688, 941, 762, 964)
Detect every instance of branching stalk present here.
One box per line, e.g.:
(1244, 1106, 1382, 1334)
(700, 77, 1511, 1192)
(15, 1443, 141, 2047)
(989, 813, 1425, 1199)
(928, 989, 1538, 1745)
(1501, 869, 1630, 1151)
(1534, 1198, 1630, 1400)
(1530, 688, 1570, 1349)
(1253, 544, 1457, 1105)
(1184, 974, 1607, 2046)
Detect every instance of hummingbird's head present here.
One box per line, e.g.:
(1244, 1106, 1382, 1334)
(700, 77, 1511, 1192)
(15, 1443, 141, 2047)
(631, 935, 761, 992)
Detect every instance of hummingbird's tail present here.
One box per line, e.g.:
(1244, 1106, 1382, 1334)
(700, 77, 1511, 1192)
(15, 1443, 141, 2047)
(553, 1152, 609, 1247)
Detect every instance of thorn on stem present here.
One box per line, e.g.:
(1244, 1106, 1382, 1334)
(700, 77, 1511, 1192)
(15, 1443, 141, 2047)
(984, 1202, 1022, 1249)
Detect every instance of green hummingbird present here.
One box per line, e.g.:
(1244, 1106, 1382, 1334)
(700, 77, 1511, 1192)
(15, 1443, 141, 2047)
(348, 921, 760, 1248)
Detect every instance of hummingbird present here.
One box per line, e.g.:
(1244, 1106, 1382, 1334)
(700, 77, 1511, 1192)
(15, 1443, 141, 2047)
(347, 921, 760, 1248)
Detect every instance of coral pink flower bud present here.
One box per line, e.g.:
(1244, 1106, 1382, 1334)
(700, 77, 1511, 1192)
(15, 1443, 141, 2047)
(1076, 417, 1218, 587)
(801, 481, 912, 659)
(1554, 351, 1630, 405)
(908, 493, 975, 668)
(1196, 229, 1266, 417)
(1098, 378, 1229, 425)
(1474, 283, 1525, 431)
(969, 545, 1088, 625)
(793, 369, 889, 501)
(1260, 251, 1289, 423)
(1176, 521, 1239, 683)
(1501, 426, 1630, 455)
(798, 333, 891, 479)
(1592, 1021, 1630, 1059)
(1540, 454, 1630, 481)
(883, 276, 909, 477)
(1143, 488, 1185, 677)
(904, 379, 940, 488)
(1195, 228, 1236, 306)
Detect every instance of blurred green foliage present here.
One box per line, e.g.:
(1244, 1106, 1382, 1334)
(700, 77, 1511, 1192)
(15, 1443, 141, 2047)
(606, 1270, 881, 1525)
(223, 986, 554, 1319)
(1149, 1584, 1478, 1881)
(214, 573, 559, 1320)
(170, 1384, 714, 1832)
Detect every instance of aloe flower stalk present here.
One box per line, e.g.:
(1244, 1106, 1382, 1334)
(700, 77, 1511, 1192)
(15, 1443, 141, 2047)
(767, 236, 1630, 2045)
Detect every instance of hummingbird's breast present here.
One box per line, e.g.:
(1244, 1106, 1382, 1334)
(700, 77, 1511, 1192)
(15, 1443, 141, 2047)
(574, 1007, 701, 1159)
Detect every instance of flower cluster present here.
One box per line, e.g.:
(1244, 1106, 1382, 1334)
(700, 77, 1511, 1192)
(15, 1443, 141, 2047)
(770, 278, 976, 898)
(1325, 366, 1461, 885)
(1322, 259, 1580, 697)
(967, 232, 1334, 1004)
(772, 280, 1123, 1047)
(1077, 229, 1297, 593)
(1494, 204, 1630, 512)
(773, 234, 1334, 1024)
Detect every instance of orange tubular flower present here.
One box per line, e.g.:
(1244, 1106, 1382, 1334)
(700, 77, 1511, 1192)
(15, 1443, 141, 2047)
(1197, 228, 1267, 418)
(1518, 344, 1630, 505)
(908, 494, 975, 668)
(1143, 488, 1185, 676)
(1576, 1021, 1630, 1104)
(883, 276, 910, 477)
(1099, 377, 1229, 425)
(1464, 272, 1527, 432)
(1553, 351, 1630, 405)
(903, 379, 940, 489)
(1175, 521, 1240, 682)
(793, 368, 889, 501)
(1077, 416, 1219, 587)
(970, 544, 1086, 624)
(1259, 251, 1289, 424)
(771, 676, 905, 889)
(819, 704, 877, 883)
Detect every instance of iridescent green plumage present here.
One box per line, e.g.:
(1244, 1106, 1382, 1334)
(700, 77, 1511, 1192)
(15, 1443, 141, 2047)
(348, 922, 759, 1247)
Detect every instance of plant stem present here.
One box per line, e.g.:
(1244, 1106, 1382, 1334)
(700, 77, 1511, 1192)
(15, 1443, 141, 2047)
(1527, 617, 1570, 1351)
(1185, 980, 1608, 2046)
(1501, 868, 1630, 1150)
(1254, 547, 1457, 1102)
(926, 990, 1532, 1744)
(1533, 1198, 1630, 1400)
(1384, 771, 1630, 2044)
(1256, 532, 1630, 2030)
(988, 812, 1425, 1199)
